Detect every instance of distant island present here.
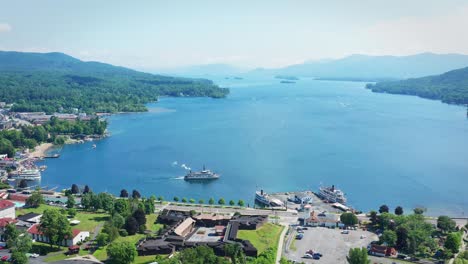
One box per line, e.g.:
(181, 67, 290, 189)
(280, 80, 296, 84)
(275, 75, 299, 81)
(366, 66, 468, 105)
(0, 51, 230, 114)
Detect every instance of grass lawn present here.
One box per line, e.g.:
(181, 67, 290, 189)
(72, 211, 109, 233)
(146, 214, 163, 232)
(93, 233, 146, 261)
(237, 223, 284, 255)
(16, 204, 56, 217)
(134, 255, 158, 264)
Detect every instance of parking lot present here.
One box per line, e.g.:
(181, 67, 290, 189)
(284, 227, 378, 264)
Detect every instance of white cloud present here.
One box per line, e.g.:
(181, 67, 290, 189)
(0, 23, 12, 33)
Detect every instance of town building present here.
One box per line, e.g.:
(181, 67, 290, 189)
(303, 210, 344, 228)
(27, 224, 90, 246)
(0, 200, 15, 219)
(16, 213, 42, 230)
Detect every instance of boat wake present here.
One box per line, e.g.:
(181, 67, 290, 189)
(172, 176, 185, 180)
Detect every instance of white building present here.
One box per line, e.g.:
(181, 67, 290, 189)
(0, 200, 15, 219)
(28, 224, 90, 246)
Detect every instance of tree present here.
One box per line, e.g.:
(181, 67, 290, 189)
(66, 194, 75, 209)
(67, 208, 77, 218)
(120, 189, 129, 198)
(25, 191, 44, 208)
(132, 189, 141, 199)
(71, 184, 80, 194)
(132, 208, 146, 228)
(413, 207, 425, 215)
(103, 222, 119, 242)
(229, 200, 235, 206)
(379, 205, 389, 214)
(157, 196, 164, 201)
(4, 223, 19, 248)
(198, 199, 205, 204)
(111, 213, 125, 229)
(347, 247, 370, 264)
(83, 185, 91, 194)
(18, 179, 28, 189)
(218, 198, 225, 205)
(10, 251, 28, 264)
(14, 234, 32, 253)
(189, 198, 195, 204)
(173, 196, 179, 202)
(369, 211, 378, 225)
(182, 197, 188, 203)
(238, 200, 245, 207)
(445, 232, 462, 253)
(81, 192, 93, 210)
(96, 233, 109, 247)
(0, 138, 15, 157)
(340, 213, 358, 226)
(396, 226, 409, 250)
(39, 209, 72, 248)
(114, 199, 129, 216)
(106, 241, 137, 264)
(208, 197, 215, 205)
(144, 199, 155, 214)
(125, 216, 139, 235)
(98, 192, 115, 212)
(394, 206, 404, 215)
(437, 216, 456, 233)
(381, 230, 397, 247)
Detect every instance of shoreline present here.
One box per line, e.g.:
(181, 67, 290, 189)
(29, 143, 54, 158)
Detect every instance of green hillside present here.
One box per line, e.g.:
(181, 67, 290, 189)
(366, 66, 468, 105)
(0, 51, 229, 113)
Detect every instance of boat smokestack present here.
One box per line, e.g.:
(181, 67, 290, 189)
(261, 189, 264, 195)
(332, 185, 335, 191)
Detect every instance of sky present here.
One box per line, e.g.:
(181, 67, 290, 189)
(1, 0, 468, 70)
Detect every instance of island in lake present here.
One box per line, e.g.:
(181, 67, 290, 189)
(275, 75, 299, 81)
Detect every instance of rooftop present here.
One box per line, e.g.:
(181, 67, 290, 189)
(0, 200, 14, 210)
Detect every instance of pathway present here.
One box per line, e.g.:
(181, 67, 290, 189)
(276, 224, 289, 264)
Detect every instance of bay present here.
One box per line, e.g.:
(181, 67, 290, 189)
(40, 76, 468, 217)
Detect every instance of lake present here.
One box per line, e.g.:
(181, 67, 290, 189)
(39, 76, 468, 217)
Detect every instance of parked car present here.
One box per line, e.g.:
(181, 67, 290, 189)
(296, 234, 304, 240)
(1, 256, 9, 261)
(303, 253, 314, 259)
(341, 230, 349, 234)
(313, 253, 323, 257)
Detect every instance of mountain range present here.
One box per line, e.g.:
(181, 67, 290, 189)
(249, 53, 468, 80)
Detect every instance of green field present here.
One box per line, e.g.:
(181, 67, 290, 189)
(71, 211, 109, 232)
(16, 204, 55, 216)
(237, 223, 284, 255)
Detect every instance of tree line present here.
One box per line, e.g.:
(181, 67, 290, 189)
(0, 116, 107, 157)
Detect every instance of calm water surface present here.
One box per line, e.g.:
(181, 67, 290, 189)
(40, 77, 468, 216)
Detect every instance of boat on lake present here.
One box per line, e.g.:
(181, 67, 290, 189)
(318, 185, 347, 204)
(255, 189, 284, 207)
(184, 165, 219, 181)
(10, 169, 41, 181)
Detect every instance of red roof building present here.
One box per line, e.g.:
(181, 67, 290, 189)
(0, 200, 15, 219)
(28, 224, 90, 247)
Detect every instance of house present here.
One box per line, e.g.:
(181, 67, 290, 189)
(230, 215, 268, 230)
(0, 218, 18, 241)
(294, 192, 313, 204)
(28, 224, 90, 246)
(16, 213, 42, 230)
(369, 245, 397, 257)
(304, 210, 344, 228)
(0, 200, 15, 219)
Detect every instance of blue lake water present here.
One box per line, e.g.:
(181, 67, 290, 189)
(40, 77, 468, 217)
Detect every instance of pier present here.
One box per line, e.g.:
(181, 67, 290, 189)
(43, 154, 60, 159)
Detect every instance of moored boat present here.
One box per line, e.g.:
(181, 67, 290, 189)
(10, 169, 41, 181)
(318, 185, 346, 204)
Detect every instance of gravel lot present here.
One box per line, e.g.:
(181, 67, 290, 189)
(284, 227, 378, 264)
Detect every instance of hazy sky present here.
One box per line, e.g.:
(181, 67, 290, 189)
(1, 0, 468, 70)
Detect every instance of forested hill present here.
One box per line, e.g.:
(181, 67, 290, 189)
(0, 51, 229, 113)
(366, 66, 468, 105)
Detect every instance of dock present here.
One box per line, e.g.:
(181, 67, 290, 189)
(43, 154, 60, 159)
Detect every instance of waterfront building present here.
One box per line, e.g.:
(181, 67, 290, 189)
(28, 224, 90, 246)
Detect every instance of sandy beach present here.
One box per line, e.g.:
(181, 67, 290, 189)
(30, 143, 54, 158)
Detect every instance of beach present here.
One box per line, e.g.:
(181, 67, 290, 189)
(29, 143, 53, 158)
